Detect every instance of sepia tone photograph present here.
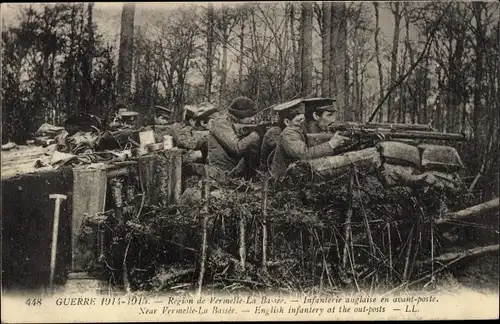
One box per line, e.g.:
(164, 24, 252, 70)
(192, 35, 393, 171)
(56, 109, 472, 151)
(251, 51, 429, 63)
(1, 1, 499, 322)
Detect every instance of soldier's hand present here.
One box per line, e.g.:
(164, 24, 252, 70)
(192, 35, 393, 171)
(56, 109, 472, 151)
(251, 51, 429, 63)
(328, 131, 350, 149)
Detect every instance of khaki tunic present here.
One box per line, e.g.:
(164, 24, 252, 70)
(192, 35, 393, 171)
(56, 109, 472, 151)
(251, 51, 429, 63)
(207, 116, 260, 175)
(270, 121, 335, 178)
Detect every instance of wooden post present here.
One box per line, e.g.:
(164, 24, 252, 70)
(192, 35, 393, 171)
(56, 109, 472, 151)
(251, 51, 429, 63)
(402, 227, 413, 282)
(342, 167, 355, 270)
(239, 209, 247, 270)
(197, 165, 210, 297)
(388, 221, 393, 283)
(172, 151, 183, 204)
(261, 178, 269, 270)
(110, 179, 124, 226)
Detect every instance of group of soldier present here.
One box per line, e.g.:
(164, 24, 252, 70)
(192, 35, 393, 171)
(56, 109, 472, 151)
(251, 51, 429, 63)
(111, 95, 350, 201)
(153, 96, 348, 182)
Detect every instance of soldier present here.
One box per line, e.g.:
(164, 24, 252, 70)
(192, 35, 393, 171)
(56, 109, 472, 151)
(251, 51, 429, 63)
(207, 96, 263, 182)
(258, 107, 306, 173)
(270, 101, 349, 178)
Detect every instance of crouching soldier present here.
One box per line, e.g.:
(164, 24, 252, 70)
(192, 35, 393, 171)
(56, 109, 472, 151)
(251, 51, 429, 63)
(270, 100, 349, 178)
(206, 96, 263, 183)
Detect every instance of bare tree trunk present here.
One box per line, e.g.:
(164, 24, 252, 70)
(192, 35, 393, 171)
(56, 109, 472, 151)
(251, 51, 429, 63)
(220, 4, 229, 109)
(329, 4, 338, 99)
(300, 2, 313, 97)
(373, 2, 384, 123)
(472, 2, 484, 140)
(332, 3, 347, 121)
(321, 2, 331, 97)
(205, 3, 214, 103)
(387, 2, 401, 123)
(290, 4, 300, 94)
(238, 19, 245, 85)
(117, 2, 135, 106)
(82, 2, 94, 116)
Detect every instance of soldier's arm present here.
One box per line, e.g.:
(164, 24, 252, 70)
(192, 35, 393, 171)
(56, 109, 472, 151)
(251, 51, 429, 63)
(281, 128, 334, 160)
(210, 119, 260, 156)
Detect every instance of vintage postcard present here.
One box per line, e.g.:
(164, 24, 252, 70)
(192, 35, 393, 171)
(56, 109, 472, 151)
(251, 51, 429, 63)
(1, 1, 499, 322)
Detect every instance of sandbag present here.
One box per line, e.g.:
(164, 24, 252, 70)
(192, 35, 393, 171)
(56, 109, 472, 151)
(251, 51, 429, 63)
(378, 163, 419, 188)
(377, 141, 421, 167)
(378, 163, 462, 191)
(418, 144, 464, 172)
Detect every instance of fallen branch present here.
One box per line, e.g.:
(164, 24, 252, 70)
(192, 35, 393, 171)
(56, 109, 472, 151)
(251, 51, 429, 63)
(417, 244, 499, 267)
(384, 244, 499, 296)
(435, 197, 499, 225)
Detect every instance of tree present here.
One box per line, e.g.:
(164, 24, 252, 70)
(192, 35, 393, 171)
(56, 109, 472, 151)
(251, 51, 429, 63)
(205, 2, 214, 103)
(387, 2, 402, 123)
(321, 1, 331, 97)
(373, 2, 384, 122)
(117, 3, 136, 107)
(331, 2, 347, 121)
(300, 2, 313, 97)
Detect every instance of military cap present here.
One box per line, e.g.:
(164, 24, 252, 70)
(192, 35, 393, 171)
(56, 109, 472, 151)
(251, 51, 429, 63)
(272, 98, 305, 116)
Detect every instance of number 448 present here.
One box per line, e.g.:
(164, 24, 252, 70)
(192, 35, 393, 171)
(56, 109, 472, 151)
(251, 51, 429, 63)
(26, 298, 42, 306)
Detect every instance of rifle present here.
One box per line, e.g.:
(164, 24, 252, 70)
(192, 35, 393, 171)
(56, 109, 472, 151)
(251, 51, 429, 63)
(233, 122, 278, 137)
(308, 124, 467, 146)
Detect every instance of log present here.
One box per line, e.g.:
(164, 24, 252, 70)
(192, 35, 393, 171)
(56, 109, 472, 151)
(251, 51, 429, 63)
(384, 244, 499, 296)
(435, 198, 499, 225)
(417, 244, 499, 267)
(290, 147, 380, 179)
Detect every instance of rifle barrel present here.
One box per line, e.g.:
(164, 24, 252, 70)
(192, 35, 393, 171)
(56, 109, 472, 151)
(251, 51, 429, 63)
(307, 130, 466, 144)
(364, 122, 434, 131)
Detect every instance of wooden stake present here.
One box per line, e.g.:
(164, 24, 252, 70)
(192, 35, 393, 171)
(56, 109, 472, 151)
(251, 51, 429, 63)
(402, 227, 414, 282)
(388, 222, 393, 283)
(172, 152, 183, 204)
(261, 178, 269, 270)
(197, 165, 210, 297)
(342, 167, 355, 270)
(239, 208, 247, 270)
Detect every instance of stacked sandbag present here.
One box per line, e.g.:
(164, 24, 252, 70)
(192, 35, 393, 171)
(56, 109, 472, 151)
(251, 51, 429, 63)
(416, 143, 464, 191)
(377, 141, 464, 191)
(377, 141, 421, 188)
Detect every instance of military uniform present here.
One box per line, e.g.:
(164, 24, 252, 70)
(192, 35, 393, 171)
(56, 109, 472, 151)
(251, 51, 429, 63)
(259, 126, 282, 172)
(270, 121, 336, 178)
(206, 96, 260, 182)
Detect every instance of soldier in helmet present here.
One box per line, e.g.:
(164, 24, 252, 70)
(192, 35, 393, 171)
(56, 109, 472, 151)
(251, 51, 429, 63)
(270, 100, 349, 178)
